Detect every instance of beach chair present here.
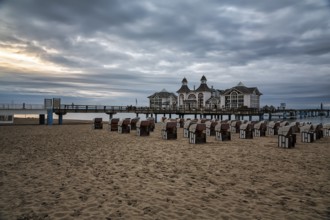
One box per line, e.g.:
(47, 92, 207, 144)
(239, 123, 253, 139)
(280, 121, 289, 127)
(147, 117, 155, 132)
(130, 117, 140, 130)
(177, 118, 184, 128)
(300, 124, 314, 142)
(118, 118, 131, 133)
(93, 118, 103, 129)
(183, 120, 196, 138)
(189, 123, 206, 144)
(314, 124, 323, 140)
(230, 120, 242, 133)
(268, 121, 280, 135)
(136, 120, 150, 136)
(109, 118, 120, 131)
(215, 123, 231, 141)
(289, 122, 300, 133)
(205, 121, 217, 136)
(161, 121, 177, 140)
(323, 124, 330, 137)
(200, 118, 208, 123)
(278, 125, 296, 148)
(253, 121, 267, 137)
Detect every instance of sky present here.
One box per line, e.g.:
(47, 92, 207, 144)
(0, 0, 329, 109)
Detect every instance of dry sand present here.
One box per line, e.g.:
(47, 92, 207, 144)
(0, 119, 329, 219)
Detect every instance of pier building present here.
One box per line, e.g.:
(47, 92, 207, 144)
(148, 89, 177, 109)
(175, 76, 262, 110)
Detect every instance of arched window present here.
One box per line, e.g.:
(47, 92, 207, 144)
(188, 94, 196, 100)
(230, 91, 238, 108)
(179, 94, 184, 106)
(198, 93, 204, 108)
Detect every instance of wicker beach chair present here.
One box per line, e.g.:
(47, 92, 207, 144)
(253, 121, 267, 137)
(239, 122, 254, 139)
(189, 123, 206, 144)
(130, 117, 140, 130)
(268, 121, 280, 136)
(183, 119, 197, 138)
(136, 120, 150, 136)
(93, 118, 103, 129)
(289, 122, 300, 133)
(118, 118, 131, 133)
(300, 124, 314, 142)
(109, 118, 120, 131)
(278, 125, 296, 148)
(230, 120, 242, 133)
(177, 118, 184, 128)
(147, 117, 155, 132)
(323, 123, 330, 137)
(205, 121, 217, 136)
(161, 121, 177, 140)
(215, 122, 231, 141)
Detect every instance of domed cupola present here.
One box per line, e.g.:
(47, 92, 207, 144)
(196, 75, 212, 92)
(177, 77, 191, 93)
(201, 75, 207, 84)
(182, 77, 188, 86)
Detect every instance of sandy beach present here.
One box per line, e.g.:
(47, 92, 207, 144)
(0, 119, 329, 220)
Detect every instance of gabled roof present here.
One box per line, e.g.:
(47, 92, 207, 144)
(223, 83, 262, 95)
(148, 89, 178, 98)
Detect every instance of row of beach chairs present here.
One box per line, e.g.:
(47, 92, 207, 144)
(93, 117, 329, 147)
(93, 117, 155, 136)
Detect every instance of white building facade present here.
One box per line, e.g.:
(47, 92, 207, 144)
(177, 76, 216, 110)
(220, 82, 262, 109)
(148, 76, 262, 110)
(176, 77, 262, 109)
(148, 89, 177, 109)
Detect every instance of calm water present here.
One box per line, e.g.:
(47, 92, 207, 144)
(60, 112, 330, 124)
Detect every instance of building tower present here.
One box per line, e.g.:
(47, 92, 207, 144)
(177, 77, 191, 107)
(195, 75, 212, 108)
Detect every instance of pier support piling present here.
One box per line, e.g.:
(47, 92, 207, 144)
(47, 110, 53, 125)
(58, 114, 63, 125)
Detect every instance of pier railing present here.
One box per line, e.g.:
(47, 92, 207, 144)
(1, 103, 328, 118)
(0, 103, 45, 110)
(53, 105, 263, 115)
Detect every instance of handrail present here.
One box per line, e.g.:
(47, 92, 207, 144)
(0, 104, 45, 109)
(0, 103, 328, 115)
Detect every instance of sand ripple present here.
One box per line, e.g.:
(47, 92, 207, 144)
(0, 123, 329, 219)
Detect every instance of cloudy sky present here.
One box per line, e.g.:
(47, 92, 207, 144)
(0, 0, 329, 108)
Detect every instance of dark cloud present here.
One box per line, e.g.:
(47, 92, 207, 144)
(0, 0, 329, 108)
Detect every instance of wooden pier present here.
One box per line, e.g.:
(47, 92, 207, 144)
(1, 103, 329, 125)
(53, 105, 265, 122)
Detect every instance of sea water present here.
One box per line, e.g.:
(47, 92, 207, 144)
(60, 112, 330, 125)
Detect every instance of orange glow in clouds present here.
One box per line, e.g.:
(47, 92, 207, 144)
(0, 47, 81, 74)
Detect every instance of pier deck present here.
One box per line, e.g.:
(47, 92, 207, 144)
(1, 103, 329, 125)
